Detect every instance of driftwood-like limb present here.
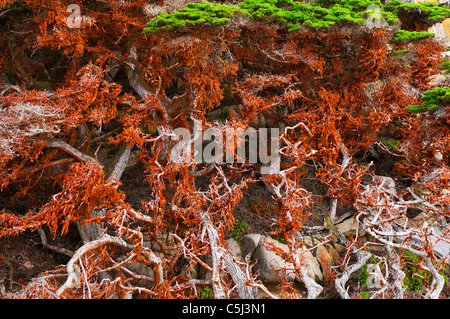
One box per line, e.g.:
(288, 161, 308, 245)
(299, 266, 323, 299)
(326, 215, 371, 299)
(385, 243, 405, 299)
(199, 211, 226, 299)
(125, 44, 172, 159)
(108, 144, 134, 181)
(56, 233, 164, 298)
(56, 234, 127, 298)
(365, 223, 445, 299)
(424, 256, 445, 299)
(329, 141, 351, 222)
(335, 250, 371, 299)
(199, 210, 259, 299)
(292, 244, 323, 299)
(37, 227, 74, 257)
(76, 144, 134, 244)
(46, 138, 100, 165)
(223, 253, 259, 299)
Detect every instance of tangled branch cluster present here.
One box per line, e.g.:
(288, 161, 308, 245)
(0, 0, 449, 299)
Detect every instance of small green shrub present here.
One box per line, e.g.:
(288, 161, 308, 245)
(352, 263, 370, 286)
(144, 1, 241, 33)
(358, 291, 370, 299)
(275, 234, 287, 244)
(392, 49, 410, 56)
(442, 61, 450, 75)
(407, 87, 450, 113)
(144, 0, 450, 33)
(197, 286, 215, 299)
(384, 0, 450, 21)
(2, 3, 33, 11)
(231, 219, 250, 240)
(393, 30, 435, 43)
(402, 251, 426, 292)
(385, 138, 400, 150)
(401, 251, 449, 292)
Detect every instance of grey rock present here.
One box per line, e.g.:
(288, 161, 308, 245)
(227, 238, 243, 262)
(335, 217, 366, 237)
(239, 233, 262, 260)
(296, 246, 323, 282)
(251, 236, 296, 284)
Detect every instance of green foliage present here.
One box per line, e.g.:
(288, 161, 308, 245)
(393, 30, 435, 43)
(352, 263, 370, 286)
(406, 104, 435, 113)
(442, 61, 450, 75)
(144, 1, 241, 33)
(239, 0, 366, 29)
(407, 87, 450, 113)
(144, 0, 450, 33)
(275, 234, 287, 244)
(197, 286, 215, 299)
(231, 219, 250, 240)
(392, 49, 409, 56)
(351, 254, 382, 287)
(385, 138, 400, 150)
(358, 291, 370, 299)
(383, 0, 450, 21)
(2, 3, 32, 11)
(402, 251, 449, 292)
(402, 251, 427, 292)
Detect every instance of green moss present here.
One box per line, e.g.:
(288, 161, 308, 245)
(402, 251, 426, 292)
(402, 251, 449, 292)
(407, 87, 450, 113)
(351, 253, 382, 287)
(393, 30, 435, 43)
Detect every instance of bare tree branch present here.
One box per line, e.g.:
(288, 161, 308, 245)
(37, 227, 74, 258)
(46, 138, 100, 165)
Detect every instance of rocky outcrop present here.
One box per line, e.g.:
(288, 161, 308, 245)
(178, 233, 329, 286)
(236, 234, 329, 285)
(296, 246, 323, 282)
(239, 233, 262, 260)
(335, 217, 365, 237)
(250, 236, 296, 284)
(315, 244, 340, 282)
